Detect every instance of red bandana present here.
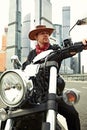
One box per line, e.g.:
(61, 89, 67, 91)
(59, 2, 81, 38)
(36, 43, 50, 54)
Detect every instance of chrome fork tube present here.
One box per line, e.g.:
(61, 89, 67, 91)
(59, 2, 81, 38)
(46, 66, 57, 130)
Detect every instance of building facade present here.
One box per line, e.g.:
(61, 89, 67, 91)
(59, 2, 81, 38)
(6, 0, 21, 69)
(21, 14, 31, 62)
(35, 0, 53, 28)
(62, 6, 73, 74)
(53, 24, 62, 46)
(0, 28, 8, 72)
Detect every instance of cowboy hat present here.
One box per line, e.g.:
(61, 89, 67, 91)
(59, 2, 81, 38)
(29, 25, 54, 40)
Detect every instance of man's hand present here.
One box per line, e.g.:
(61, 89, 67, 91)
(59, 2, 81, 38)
(82, 39, 87, 49)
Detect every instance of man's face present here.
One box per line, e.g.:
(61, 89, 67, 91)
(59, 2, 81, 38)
(35, 31, 50, 44)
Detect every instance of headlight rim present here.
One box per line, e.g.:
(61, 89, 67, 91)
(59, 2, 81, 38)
(0, 70, 26, 108)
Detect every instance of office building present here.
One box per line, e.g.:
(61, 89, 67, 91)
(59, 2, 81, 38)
(6, 0, 21, 69)
(0, 27, 8, 72)
(53, 24, 62, 46)
(21, 14, 31, 62)
(62, 6, 73, 74)
(35, 0, 53, 28)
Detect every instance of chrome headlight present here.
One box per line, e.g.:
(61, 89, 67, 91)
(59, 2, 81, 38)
(0, 70, 33, 107)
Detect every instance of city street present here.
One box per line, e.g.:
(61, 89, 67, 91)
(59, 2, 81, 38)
(0, 81, 87, 130)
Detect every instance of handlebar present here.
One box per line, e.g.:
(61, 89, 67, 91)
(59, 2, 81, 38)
(61, 41, 84, 54)
(41, 41, 85, 63)
(33, 41, 86, 65)
(33, 37, 87, 64)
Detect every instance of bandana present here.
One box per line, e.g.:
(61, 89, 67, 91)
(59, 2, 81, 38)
(36, 43, 50, 54)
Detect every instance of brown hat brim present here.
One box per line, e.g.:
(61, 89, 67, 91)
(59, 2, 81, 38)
(29, 28, 54, 40)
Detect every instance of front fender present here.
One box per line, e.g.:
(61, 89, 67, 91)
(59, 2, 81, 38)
(57, 114, 68, 130)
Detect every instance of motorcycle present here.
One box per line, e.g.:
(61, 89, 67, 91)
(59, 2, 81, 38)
(0, 38, 82, 130)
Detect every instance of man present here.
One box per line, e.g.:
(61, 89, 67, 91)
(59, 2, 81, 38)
(22, 25, 87, 130)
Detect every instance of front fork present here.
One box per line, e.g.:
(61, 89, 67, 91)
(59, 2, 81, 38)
(0, 119, 13, 130)
(0, 66, 58, 130)
(43, 66, 57, 130)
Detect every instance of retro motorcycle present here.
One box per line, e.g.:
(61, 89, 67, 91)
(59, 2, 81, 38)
(0, 39, 83, 130)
